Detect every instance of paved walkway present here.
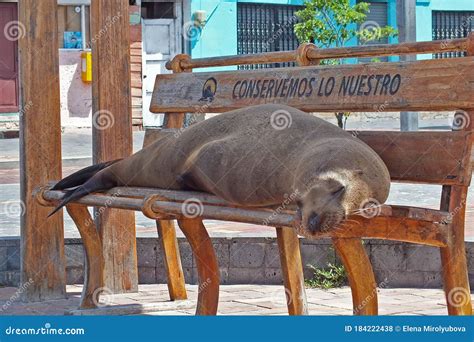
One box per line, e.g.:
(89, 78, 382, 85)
(0, 284, 453, 315)
(1, 118, 474, 240)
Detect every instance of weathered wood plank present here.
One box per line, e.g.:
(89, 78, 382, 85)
(353, 131, 472, 185)
(19, 0, 66, 301)
(90, 0, 138, 294)
(151, 57, 474, 113)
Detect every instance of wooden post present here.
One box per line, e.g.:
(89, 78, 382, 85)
(19, 0, 66, 301)
(90, 0, 138, 293)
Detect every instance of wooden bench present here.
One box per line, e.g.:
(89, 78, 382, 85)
(36, 33, 474, 315)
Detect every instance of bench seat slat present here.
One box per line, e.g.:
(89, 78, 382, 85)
(85, 187, 447, 223)
(41, 189, 449, 247)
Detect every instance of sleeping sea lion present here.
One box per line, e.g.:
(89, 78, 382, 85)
(49, 104, 390, 238)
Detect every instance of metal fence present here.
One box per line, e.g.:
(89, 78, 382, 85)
(432, 11, 474, 58)
(237, 3, 302, 69)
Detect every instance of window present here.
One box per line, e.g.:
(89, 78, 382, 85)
(141, 1, 175, 19)
(57, 5, 91, 49)
(432, 11, 474, 58)
(358, 1, 388, 62)
(237, 3, 302, 69)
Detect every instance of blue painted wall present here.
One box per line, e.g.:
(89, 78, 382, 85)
(416, 0, 474, 59)
(190, 1, 238, 61)
(190, 0, 304, 65)
(189, 0, 473, 62)
(189, 0, 398, 61)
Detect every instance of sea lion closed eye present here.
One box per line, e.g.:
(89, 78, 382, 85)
(49, 104, 390, 239)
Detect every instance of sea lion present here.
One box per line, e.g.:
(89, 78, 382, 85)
(50, 104, 390, 238)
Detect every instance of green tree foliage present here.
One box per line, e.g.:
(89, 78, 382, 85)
(294, 0, 398, 128)
(294, 0, 397, 48)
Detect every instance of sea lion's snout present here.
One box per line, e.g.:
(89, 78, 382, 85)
(295, 208, 344, 238)
(293, 180, 347, 238)
(307, 212, 322, 233)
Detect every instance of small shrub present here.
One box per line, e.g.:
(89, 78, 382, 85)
(305, 263, 347, 289)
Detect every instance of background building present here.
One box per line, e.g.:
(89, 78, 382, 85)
(0, 0, 473, 131)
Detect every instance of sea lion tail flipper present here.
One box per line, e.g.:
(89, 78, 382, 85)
(51, 159, 122, 191)
(48, 160, 121, 217)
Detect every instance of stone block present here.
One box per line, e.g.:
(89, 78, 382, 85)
(301, 244, 335, 269)
(213, 242, 230, 266)
(264, 243, 281, 268)
(0, 247, 8, 271)
(178, 241, 193, 268)
(374, 270, 441, 288)
(191, 267, 228, 285)
(370, 243, 406, 271)
(6, 246, 20, 271)
(264, 268, 283, 285)
(138, 267, 156, 284)
(230, 241, 265, 268)
(65, 244, 84, 268)
(406, 245, 441, 272)
(66, 267, 84, 284)
(137, 240, 157, 268)
(0, 271, 20, 287)
(228, 267, 265, 284)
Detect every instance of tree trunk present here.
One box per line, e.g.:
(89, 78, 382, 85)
(335, 112, 344, 128)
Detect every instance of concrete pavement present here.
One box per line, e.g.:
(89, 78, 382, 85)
(0, 284, 454, 315)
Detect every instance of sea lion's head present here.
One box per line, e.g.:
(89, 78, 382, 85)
(293, 170, 388, 238)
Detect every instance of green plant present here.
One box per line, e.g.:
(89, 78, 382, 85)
(294, 0, 397, 49)
(294, 0, 397, 128)
(305, 263, 347, 289)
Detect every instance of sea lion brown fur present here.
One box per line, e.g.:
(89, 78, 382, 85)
(50, 104, 390, 238)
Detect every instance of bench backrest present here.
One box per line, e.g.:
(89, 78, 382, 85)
(149, 36, 474, 186)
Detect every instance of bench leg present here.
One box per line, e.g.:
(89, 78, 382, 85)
(177, 218, 219, 315)
(441, 240, 472, 315)
(156, 220, 187, 301)
(333, 238, 378, 315)
(66, 204, 104, 309)
(440, 185, 472, 315)
(276, 227, 308, 315)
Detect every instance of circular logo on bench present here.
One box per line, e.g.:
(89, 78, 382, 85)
(199, 77, 217, 102)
